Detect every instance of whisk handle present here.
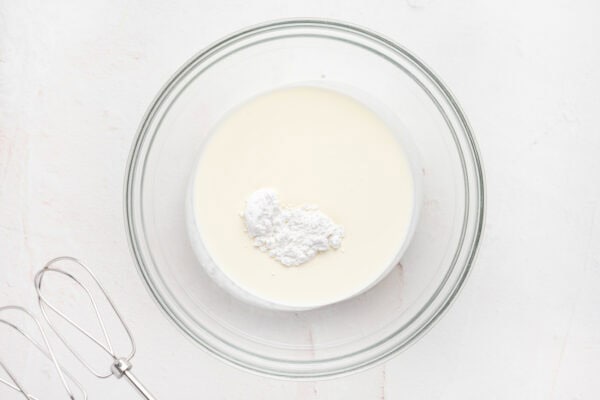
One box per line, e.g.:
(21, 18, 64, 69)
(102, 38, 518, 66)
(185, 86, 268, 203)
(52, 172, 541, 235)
(122, 369, 158, 400)
(112, 358, 158, 400)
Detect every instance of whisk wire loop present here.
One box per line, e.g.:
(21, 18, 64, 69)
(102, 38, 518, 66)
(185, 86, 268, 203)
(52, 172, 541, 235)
(0, 305, 87, 400)
(34, 257, 136, 379)
(33, 256, 157, 400)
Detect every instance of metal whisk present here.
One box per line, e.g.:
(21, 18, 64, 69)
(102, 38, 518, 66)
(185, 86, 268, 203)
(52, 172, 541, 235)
(0, 305, 86, 400)
(34, 256, 157, 400)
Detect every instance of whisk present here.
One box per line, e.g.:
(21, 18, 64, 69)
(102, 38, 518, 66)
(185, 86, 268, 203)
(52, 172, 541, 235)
(0, 305, 86, 400)
(34, 256, 157, 400)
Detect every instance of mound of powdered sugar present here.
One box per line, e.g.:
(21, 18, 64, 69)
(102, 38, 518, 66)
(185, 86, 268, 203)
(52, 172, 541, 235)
(242, 188, 344, 266)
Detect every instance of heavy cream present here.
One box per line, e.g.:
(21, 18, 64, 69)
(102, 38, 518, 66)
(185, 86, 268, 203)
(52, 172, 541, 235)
(189, 86, 419, 310)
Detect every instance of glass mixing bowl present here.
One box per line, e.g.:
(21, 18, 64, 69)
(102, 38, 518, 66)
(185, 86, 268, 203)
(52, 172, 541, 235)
(125, 19, 485, 378)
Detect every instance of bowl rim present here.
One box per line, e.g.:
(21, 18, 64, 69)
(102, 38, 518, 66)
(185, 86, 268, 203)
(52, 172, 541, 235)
(124, 17, 486, 379)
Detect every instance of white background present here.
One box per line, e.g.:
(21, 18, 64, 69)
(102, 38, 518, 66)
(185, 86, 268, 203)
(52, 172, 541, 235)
(1, 1, 599, 399)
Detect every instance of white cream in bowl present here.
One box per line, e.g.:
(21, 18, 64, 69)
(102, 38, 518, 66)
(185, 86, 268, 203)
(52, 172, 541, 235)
(187, 85, 421, 310)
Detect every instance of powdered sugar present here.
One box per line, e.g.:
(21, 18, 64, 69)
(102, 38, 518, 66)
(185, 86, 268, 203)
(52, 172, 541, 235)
(242, 188, 344, 266)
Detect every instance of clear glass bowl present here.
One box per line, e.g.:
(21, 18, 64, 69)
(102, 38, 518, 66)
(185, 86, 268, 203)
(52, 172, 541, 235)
(125, 19, 485, 378)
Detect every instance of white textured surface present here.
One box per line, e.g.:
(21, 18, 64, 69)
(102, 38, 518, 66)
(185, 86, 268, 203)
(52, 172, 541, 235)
(1, 1, 599, 398)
